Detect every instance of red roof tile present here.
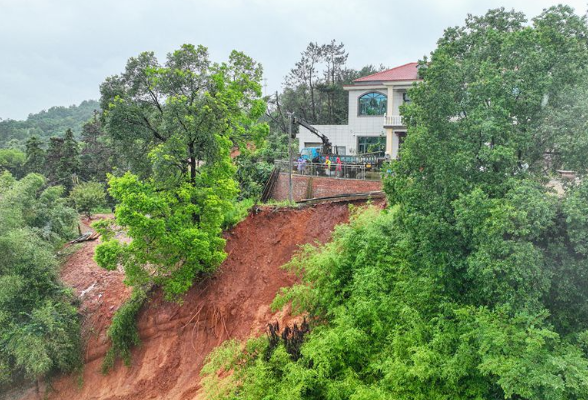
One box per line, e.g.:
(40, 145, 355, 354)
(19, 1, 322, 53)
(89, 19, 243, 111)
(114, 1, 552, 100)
(354, 62, 420, 83)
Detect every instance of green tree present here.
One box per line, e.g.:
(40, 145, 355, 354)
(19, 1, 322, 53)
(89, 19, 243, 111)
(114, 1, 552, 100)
(69, 181, 107, 218)
(285, 42, 323, 122)
(0, 148, 25, 177)
(233, 150, 274, 201)
(24, 136, 45, 175)
(95, 44, 267, 300)
(45, 136, 65, 185)
(60, 129, 81, 190)
(0, 173, 80, 386)
(537, 84, 588, 174)
(277, 40, 385, 126)
(79, 113, 114, 183)
(46, 129, 80, 191)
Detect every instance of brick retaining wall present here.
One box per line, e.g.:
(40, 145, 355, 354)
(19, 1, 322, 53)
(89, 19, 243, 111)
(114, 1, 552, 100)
(271, 172, 382, 202)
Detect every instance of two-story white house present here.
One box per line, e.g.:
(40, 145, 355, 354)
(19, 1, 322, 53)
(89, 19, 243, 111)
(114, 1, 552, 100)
(297, 62, 421, 159)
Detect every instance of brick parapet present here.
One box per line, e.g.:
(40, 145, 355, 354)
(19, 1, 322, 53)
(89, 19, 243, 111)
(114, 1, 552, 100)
(270, 173, 382, 202)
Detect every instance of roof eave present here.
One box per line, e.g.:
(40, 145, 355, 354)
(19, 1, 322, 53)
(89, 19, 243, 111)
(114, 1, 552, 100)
(344, 79, 421, 89)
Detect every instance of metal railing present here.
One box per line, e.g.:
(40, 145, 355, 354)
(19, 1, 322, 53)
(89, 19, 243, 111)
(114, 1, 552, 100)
(275, 159, 370, 180)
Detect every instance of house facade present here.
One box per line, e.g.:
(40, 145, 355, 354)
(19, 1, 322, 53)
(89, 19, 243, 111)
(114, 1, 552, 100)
(297, 62, 421, 159)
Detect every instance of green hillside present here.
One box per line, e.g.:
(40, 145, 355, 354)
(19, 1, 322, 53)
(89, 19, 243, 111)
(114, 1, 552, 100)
(0, 100, 99, 149)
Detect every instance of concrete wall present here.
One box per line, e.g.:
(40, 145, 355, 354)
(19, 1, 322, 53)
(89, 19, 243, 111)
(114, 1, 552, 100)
(271, 172, 382, 202)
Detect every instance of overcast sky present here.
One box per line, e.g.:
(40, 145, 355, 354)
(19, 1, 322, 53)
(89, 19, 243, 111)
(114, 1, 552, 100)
(0, 0, 586, 120)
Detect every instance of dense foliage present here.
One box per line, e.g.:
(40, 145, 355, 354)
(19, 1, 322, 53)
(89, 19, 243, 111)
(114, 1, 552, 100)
(100, 287, 148, 373)
(46, 129, 81, 192)
(94, 44, 267, 301)
(69, 181, 107, 218)
(273, 40, 386, 126)
(202, 6, 588, 399)
(0, 173, 81, 385)
(0, 100, 99, 149)
(233, 150, 274, 201)
(94, 170, 236, 298)
(78, 114, 115, 184)
(0, 148, 25, 178)
(23, 136, 45, 176)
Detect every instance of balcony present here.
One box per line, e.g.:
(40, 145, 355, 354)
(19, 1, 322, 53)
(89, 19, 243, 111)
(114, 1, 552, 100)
(383, 115, 404, 127)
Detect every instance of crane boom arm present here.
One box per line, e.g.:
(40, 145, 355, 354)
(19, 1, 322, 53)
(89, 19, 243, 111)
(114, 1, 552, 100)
(293, 117, 332, 155)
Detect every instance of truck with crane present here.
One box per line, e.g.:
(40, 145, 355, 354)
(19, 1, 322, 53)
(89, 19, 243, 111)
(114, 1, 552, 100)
(292, 116, 383, 177)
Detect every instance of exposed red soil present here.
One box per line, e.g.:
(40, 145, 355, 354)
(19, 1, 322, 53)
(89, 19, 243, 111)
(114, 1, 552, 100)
(16, 200, 382, 400)
(62, 215, 133, 364)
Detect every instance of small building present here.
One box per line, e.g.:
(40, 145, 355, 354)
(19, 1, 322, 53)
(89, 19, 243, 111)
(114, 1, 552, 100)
(297, 62, 421, 159)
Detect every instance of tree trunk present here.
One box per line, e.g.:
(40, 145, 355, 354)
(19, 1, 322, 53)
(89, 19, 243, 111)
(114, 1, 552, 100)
(188, 142, 196, 186)
(309, 70, 317, 122)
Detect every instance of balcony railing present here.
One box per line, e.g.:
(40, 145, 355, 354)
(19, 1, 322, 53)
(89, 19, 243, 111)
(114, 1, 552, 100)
(384, 115, 404, 127)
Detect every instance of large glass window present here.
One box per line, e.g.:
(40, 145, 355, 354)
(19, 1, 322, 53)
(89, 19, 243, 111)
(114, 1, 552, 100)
(357, 136, 386, 156)
(358, 92, 387, 116)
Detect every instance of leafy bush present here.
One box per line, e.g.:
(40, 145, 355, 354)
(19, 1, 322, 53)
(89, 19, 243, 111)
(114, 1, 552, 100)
(222, 198, 255, 230)
(0, 172, 78, 245)
(233, 152, 273, 201)
(69, 181, 107, 218)
(101, 287, 148, 373)
(93, 238, 123, 271)
(0, 174, 81, 385)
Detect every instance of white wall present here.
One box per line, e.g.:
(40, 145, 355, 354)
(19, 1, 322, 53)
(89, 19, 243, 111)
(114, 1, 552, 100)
(347, 89, 388, 130)
(298, 86, 402, 157)
(297, 121, 387, 155)
(392, 90, 405, 115)
(297, 124, 354, 153)
(296, 87, 390, 155)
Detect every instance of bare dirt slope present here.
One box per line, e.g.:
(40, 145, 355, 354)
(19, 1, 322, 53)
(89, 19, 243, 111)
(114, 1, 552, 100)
(19, 201, 379, 400)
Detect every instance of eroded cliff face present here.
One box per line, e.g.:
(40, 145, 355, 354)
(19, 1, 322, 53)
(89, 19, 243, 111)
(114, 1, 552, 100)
(14, 201, 381, 400)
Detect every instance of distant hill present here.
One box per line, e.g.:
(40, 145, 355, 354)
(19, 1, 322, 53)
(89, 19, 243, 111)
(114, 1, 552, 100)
(0, 100, 100, 149)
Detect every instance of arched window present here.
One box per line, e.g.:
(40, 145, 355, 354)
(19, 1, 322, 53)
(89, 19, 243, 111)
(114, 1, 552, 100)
(358, 92, 387, 116)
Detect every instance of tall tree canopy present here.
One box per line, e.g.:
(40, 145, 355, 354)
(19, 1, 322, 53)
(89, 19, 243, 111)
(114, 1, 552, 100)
(95, 44, 267, 299)
(24, 136, 45, 175)
(79, 113, 114, 183)
(202, 7, 588, 400)
(45, 129, 80, 192)
(275, 40, 385, 126)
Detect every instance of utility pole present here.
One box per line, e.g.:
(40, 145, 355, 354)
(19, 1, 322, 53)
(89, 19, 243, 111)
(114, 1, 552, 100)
(288, 112, 293, 203)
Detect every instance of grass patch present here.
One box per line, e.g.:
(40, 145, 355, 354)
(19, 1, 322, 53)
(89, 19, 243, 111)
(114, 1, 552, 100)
(263, 199, 300, 208)
(91, 206, 113, 215)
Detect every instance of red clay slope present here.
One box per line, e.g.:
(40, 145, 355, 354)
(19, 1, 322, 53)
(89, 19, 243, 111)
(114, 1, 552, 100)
(17, 200, 380, 400)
